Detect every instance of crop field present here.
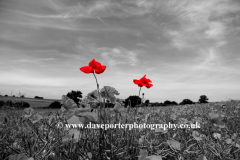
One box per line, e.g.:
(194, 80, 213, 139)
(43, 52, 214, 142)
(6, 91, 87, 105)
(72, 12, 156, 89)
(0, 96, 61, 108)
(1, 99, 240, 160)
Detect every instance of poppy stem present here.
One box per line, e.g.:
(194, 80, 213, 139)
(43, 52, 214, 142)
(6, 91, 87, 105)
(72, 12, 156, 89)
(138, 87, 142, 100)
(137, 87, 142, 108)
(135, 87, 142, 114)
(142, 93, 144, 105)
(92, 72, 99, 89)
(92, 71, 103, 159)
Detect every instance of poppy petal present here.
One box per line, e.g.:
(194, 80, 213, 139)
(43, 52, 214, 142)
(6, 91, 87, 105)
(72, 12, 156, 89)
(133, 79, 140, 84)
(146, 84, 153, 88)
(61, 95, 78, 110)
(146, 79, 152, 83)
(89, 59, 101, 68)
(87, 90, 102, 101)
(140, 76, 152, 83)
(100, 86, 119, 103)
(94, 65, 106, 74)
(167, 140, 181, 150)
(29, 113, 43, 124)
(134, 80, 144, 87)
(134, 75, 153, 88)
(23, 107, 34, 118)
(80, 66, 93, 74)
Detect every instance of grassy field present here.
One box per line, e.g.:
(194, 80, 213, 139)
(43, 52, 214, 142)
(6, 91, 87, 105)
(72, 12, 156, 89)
(1, 100, 240, 160)
(0, 96, 61, 108)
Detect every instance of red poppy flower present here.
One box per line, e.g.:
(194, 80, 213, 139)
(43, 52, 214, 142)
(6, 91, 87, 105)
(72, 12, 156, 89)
(80, 59, 106, 74)
(133, 75, 153, 88)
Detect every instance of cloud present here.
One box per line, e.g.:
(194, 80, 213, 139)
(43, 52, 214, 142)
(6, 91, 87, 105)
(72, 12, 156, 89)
(48, 0, 112, 19)
(161, 0, 240, 50)
(146, 67, 155, 71)
(194, 47, 222, 70)
(0, 73, 67, 87)
(12, 58, 55, 63)
(99, 47, 140, 68)
(205, 22, 226, 40)
(167, 30, 191, 50)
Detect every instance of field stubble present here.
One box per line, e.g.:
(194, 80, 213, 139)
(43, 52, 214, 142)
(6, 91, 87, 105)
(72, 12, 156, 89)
(0, 100, 240, 160)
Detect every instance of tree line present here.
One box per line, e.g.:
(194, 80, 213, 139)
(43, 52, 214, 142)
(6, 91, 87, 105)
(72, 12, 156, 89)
(0, 90, 209, 109)
(61, 91, 209, 108)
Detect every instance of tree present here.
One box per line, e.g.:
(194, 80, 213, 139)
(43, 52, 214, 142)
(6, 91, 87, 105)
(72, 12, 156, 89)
(163, 100, 172, 106)
(35, 96, 43, 99)
(171, 101, 178, 106)
(199, 95, 209, 103)
(145, 99, 150, 104)
(124, 95, 141, 107)
(66, 90, 83, 107)
(145, 99, 150, 106)
(179, 99, 194, 105)
(163, 100, 178, 106)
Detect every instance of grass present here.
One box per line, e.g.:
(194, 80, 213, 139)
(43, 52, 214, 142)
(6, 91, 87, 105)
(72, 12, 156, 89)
(1, 100, 240, 160)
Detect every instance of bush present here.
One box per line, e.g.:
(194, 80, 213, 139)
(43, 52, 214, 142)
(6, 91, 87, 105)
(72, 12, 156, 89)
(5, 100, 13, 107)
(0, 100, 30, 109)
(21, 102, 30, 108)
(0, 100, 5, 108)
(48, 101, 61, 108)
(14, 101, 30, 109)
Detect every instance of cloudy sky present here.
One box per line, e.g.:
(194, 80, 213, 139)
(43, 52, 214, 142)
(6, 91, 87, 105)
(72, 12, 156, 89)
(0, 0, 240, 103)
